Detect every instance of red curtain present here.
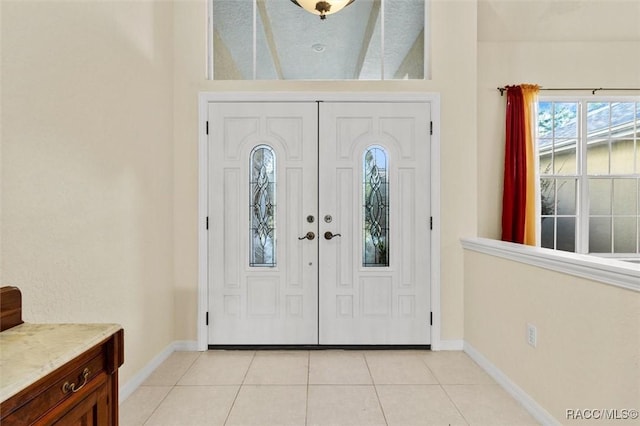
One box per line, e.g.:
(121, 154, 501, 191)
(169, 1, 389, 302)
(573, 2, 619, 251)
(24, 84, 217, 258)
(501, 86, 528, 243)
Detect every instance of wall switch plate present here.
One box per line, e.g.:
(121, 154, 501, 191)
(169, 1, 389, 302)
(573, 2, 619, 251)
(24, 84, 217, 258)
(527, 323, 537, 347)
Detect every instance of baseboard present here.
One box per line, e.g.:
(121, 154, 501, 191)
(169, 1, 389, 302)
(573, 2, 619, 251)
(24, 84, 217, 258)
(119, 340, 199, 403)
(463, 342, 560, 425)
(432, 339, 464, 351)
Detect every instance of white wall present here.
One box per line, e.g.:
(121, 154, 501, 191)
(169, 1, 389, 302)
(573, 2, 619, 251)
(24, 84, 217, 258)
(0, 0, 3, 284)
(464, 249, 640, 423)
(1, 1, 176, 385)
(171, 0, 479, 343)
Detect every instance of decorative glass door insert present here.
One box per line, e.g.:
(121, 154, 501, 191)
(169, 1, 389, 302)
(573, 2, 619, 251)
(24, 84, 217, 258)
(250, 145, 276, 266)
(363, 146, 389, 266)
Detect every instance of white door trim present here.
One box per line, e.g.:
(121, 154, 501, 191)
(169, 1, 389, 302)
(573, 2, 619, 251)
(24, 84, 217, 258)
(197, 91, 441, 350)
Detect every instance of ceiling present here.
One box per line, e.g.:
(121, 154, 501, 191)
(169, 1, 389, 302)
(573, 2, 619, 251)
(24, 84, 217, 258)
(211, 0, 425, 80)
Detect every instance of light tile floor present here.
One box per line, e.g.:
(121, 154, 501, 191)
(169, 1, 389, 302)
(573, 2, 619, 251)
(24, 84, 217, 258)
(120, 350, 540, 426)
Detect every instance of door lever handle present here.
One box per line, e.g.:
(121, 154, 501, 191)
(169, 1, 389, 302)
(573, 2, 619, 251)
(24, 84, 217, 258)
(298, 231, 315, 240)
(324, 231, 342, 240)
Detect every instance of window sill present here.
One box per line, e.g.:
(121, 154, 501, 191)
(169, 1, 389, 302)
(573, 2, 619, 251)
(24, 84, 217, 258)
(460, 237, 640, 293)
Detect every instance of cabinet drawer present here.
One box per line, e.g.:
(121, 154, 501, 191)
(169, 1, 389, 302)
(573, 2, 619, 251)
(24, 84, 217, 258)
(42, 372, 110, 426)
(1, 344, 106, 425)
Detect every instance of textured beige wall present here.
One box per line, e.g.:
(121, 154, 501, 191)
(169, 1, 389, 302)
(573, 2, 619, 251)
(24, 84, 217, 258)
(0, 0, 3, 285)
(1, 1, 175, 384)
(464, 250, 640, 422)
(171, 0, 479, 342)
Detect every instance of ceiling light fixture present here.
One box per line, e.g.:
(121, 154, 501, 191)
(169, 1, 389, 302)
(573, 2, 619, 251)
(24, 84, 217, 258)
(290, 0, 355, 20)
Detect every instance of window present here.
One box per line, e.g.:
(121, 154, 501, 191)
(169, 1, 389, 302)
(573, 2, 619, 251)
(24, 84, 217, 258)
(363, 146, 389, 266)
(250, 145, 276, 266)
(538, 99, 640, 256)
(209, 0, 428, 80)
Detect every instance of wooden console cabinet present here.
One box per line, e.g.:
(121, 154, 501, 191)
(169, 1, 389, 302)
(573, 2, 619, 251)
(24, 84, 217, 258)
(0, 287, 124, 425)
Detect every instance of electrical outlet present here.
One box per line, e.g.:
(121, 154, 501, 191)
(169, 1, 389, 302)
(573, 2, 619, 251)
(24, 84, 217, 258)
(527, 323, 537, 348)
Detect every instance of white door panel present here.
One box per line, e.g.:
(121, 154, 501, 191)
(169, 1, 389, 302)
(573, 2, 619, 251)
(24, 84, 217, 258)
(208, 102, 318, 344)
(318, 102, 431, 344)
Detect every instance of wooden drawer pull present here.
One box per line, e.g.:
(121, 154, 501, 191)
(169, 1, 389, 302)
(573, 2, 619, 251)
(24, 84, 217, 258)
(62, 368, 90, 394)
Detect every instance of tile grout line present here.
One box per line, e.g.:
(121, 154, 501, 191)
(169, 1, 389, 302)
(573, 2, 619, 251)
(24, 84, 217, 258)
(362, 352, 389, 426)
(177, 351, 204, 384)
(222, 350, 257, 426)
(141, 351, 203, 425)
(423, 353, 492, 425)
(419, 353, 444, 384)
(440, 384, 472, 426)
(305, 351, 310, 426)
(141, 387, 173, 426)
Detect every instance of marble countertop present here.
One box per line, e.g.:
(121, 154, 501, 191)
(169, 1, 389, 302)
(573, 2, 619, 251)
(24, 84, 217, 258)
(0, 322, 122, 403)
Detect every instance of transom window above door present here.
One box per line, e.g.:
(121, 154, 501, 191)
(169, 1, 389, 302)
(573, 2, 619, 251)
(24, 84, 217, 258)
(208, 0, 428, 80)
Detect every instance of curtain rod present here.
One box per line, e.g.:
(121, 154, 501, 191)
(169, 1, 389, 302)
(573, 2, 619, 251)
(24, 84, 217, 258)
(497, 87, 640, 96)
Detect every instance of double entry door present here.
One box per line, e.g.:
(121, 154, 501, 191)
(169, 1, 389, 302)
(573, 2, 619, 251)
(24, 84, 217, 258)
(207, 101, 431, 345)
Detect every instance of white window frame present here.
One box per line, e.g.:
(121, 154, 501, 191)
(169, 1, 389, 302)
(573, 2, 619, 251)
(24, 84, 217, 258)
(206, 0, 430, 81)
(537, 96, 640, 258)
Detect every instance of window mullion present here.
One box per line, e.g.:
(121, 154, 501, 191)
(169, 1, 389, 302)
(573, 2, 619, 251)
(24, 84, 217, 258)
(578, 100, 590, 254)
(252, 0, 257, 80)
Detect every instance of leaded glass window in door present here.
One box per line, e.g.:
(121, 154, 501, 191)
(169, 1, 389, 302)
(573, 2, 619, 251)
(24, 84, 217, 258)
(363, 146, 389, 266)
(250, 145, 276, 266)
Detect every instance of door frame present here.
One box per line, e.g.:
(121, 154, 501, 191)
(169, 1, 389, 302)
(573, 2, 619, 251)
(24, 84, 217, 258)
(197, 92, 441, 351)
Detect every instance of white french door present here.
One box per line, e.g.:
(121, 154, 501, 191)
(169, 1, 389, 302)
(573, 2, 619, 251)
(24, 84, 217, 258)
(318, 102, 431, 344)
(207, 101, 430, 345)
(208, 102, 319, 344)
